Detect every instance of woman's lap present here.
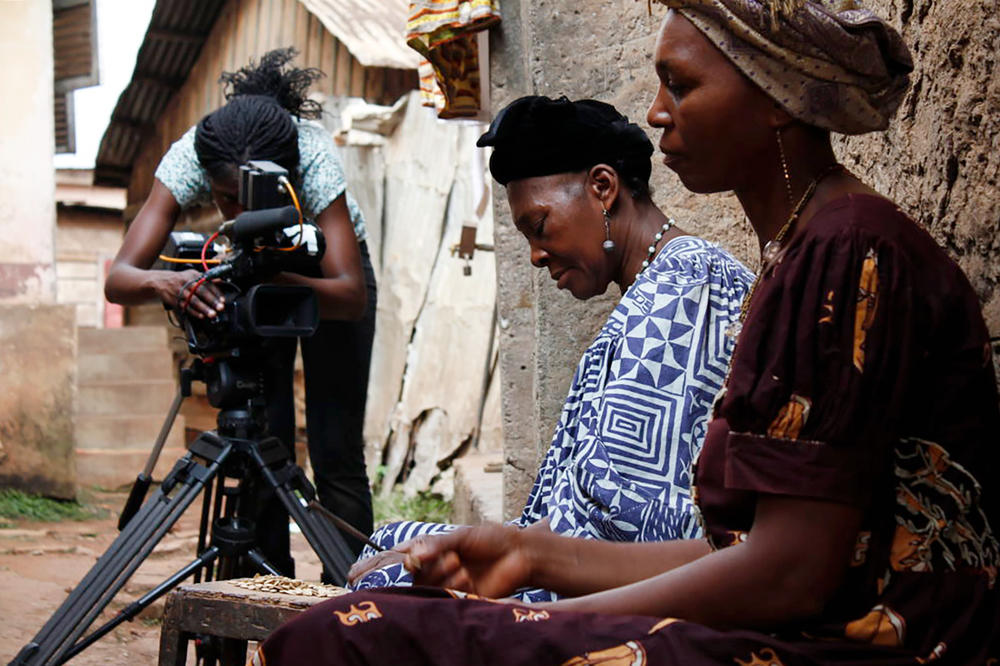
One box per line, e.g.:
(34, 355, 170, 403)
(254, 587, 922, 666)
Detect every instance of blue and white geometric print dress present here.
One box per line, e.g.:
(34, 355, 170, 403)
(353, 236, 753, 602)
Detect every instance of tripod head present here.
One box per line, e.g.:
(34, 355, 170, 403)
(180, 353, 273, 441)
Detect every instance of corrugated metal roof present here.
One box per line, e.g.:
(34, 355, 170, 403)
(296, 0, 420, 70)
(94, 0, 418, 188)
(93, 0, 228, 186)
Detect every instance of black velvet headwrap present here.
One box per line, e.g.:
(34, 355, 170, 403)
(476, 96, 654, 188)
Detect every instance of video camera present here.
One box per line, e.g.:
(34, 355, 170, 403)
(159, 161, 326, 358)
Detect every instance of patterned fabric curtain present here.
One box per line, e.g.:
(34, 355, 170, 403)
(406, 0, 501, 118)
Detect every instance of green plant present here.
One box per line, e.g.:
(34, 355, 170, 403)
(373, 489, 451, 528)
(0, 489, 106, 523)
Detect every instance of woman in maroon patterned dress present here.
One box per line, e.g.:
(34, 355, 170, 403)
(251, 2, 1000, 664)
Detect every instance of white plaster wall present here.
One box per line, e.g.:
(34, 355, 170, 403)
(0, 0, 57, 302)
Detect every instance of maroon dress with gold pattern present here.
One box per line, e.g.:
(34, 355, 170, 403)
(695, 194, 1000, 663)
(252, 195, 999, 666)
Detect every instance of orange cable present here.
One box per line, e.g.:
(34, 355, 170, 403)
(276, 176, 304, 252)
(158, 255, 221, 265)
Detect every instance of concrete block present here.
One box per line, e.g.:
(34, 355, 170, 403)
(78, 350, 174, 383)
(73, 304, 99, 328)
(0, 303, 77, 498)
(77, 379, 177, 416)
(0, 1, 56, 280)
(75, 446, 190, 490)
(56, 278, 100, 303)
(56, 260, 99, 279)
(75, 413, 186, 450)
(78, 326, 167, 354)
(451, 454, 503, 525)
(126, 304, 173, 329)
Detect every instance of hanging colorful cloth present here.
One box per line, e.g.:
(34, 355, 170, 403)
(406, 0, 501, 118)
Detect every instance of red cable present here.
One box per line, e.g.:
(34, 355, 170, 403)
(201, 231, 219, 271)
(181, 276, 209, 314)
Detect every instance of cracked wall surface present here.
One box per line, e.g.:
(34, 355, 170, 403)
(837, 0, 1000, 364)
(491, 0, 1000, 517)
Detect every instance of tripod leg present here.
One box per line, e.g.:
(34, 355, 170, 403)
(58, 546, 221, 663)
(9, 439, 232, 666)
(246, 442, 355, 584)
(194, 473, 216, 584)
(119, 386, 186, 530)
(245, 548, 283, 576)
(278, 485, 355, 584)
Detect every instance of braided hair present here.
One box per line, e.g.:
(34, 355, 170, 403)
(195, 48, 324, 182)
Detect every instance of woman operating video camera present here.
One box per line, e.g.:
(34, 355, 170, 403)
(104, 47, 375, 578)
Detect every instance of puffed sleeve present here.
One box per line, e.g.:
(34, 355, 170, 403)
(719, 205, 919, 508)
(295, 121, 349, 215)
(153, 126, 212, 209)
(295, 121, 367, 239)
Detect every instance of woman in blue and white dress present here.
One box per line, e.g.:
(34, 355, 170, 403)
(349, 96, 754, 601)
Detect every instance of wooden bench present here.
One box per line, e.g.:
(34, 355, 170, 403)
(158, 579, 347, 665)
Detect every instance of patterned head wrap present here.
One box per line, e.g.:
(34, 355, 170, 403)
(654, 0, 913, 134)
(476, 96, 654, 187)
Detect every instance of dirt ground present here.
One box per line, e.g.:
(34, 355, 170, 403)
(0, 490, 323, 665)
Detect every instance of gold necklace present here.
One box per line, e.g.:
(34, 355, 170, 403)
(725, 163, 843, 341)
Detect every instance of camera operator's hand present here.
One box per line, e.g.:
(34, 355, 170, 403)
(154, 268, 225, 319)
(106, 181, 228, 318)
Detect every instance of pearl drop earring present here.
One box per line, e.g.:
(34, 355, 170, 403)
(602, 208, 615, 253)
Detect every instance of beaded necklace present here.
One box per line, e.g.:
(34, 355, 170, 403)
(634, 217, 676, 281)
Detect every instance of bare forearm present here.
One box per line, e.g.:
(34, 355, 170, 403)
(105, 179, 186, 307)
(549, 542, 828, 628)
(546, 497, 861, 628)
(525, 530, 710, 598)
(105, 263, 170, 305)
(106, 262, 226, 319)
(295, 197, 367, 320)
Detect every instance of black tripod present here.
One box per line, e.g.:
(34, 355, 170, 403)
(10, 357, 357, 666)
